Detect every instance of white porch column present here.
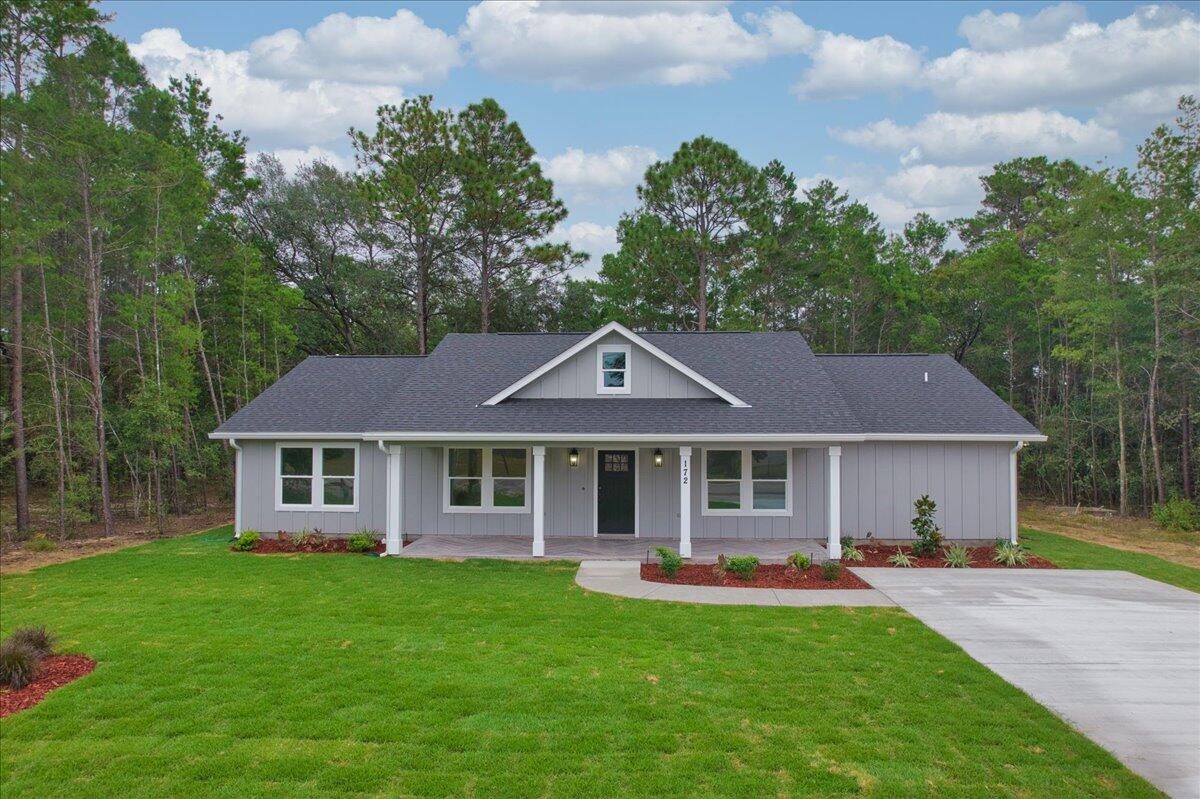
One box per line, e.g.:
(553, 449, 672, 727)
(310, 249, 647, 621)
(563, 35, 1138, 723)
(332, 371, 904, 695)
(385, 444, 403, 556)
(532, 446, 546, 557)
(230, 439, 243, 537)
(827, 446, 842, 560)
(1010, 442, 1024, 545)
(679, 446, 692, 559)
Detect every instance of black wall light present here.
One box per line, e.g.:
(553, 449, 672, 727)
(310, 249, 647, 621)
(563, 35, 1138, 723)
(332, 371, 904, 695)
(568, 448, 580, 467)
(653, 449, 664, 467)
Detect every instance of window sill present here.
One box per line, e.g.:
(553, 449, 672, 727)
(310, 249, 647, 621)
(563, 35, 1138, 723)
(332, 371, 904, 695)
(276, 504, 360, 513)
(701, 508, 793, 517)
(444, 505, 531, 514)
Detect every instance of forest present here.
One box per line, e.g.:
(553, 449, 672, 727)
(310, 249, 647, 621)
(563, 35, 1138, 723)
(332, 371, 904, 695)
(2, 1, 1197, 542)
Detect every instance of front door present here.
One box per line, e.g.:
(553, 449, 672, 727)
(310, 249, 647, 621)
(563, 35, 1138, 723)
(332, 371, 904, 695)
(597, 449, 636, 535)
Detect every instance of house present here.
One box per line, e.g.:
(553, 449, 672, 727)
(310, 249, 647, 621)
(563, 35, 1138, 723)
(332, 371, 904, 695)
(209, 321, 1045, 559)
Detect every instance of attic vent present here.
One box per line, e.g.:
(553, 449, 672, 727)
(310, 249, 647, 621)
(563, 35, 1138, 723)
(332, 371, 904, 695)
(923, 371, 929, 383)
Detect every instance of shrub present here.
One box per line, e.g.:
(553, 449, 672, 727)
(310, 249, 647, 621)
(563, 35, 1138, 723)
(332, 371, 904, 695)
(25, 533, 56, 552)
(821, 560, 842, 581)
(294, 530, 327, 549)
(911, 494, 943, 556)
(8, 626, 55, 659)
(1152, 496, 1199, 532)
(0, 639, 40, 690)
(943, 544, 972, 568)
(347, 532, 379, 553)
(725, 555, 760, 581)
(992, 540, 1029, 567)
(233, 530, 261, 551)
(887, 550, 915, 568)
(786, 552, 811, 571)
(840, 542, 865, 562)
(655, 547, 683, 578)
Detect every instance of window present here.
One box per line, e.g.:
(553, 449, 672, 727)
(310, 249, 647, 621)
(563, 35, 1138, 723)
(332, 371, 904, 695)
(702, 448, 790, 515)
(596, 343, 631, 394)
(276, 443, 358, 511)
(445, 447, 530, 513)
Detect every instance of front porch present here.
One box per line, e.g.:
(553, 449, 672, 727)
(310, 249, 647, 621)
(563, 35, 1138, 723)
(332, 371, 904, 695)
(398, 534, 827, 563)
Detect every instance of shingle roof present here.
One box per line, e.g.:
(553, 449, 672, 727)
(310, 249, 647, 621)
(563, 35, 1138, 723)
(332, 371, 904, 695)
(212, 330, 1041, 438)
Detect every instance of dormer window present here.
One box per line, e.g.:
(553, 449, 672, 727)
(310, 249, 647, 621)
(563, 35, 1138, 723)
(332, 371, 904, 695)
(596, 343, 631, 394)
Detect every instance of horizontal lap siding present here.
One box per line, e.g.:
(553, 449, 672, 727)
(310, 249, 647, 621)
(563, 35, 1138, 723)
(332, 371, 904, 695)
(839, 442, 1009, 539)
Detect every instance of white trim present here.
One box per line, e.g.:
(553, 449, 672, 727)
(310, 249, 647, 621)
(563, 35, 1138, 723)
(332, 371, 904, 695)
(828, 445, 842, 559)
(381, 442, 403, 556)
(229, 439, 243, 537)
(593, 447, 639, 536)
(596, 342, 632, 395)
(442, 446, 532, 514)
(359, 432, 1047, 443)
(699, 447, 793, 516)
(274, 441, 360, 512)
(532, 446, 546, 557)
(1010, 441, 1025, 545)
(480, 321, 750, 407)
(679, 446, 692, 559)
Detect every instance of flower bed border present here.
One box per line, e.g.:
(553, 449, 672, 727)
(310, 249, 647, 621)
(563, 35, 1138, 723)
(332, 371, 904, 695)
(0, 655, 96, 718)
(851, 544, 1058, 569)
(641, 563, 871, 590)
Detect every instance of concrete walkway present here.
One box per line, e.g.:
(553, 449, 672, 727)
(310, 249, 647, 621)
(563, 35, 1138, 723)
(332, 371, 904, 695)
(855, 568, 1200, 799)
(575, 560, 895, 606)
(401, 534, 824, 563)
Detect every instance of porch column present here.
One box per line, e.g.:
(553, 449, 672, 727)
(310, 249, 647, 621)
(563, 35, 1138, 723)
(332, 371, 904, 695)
(1009, 442, 1024, 545)
(385, 445, 403, 556)
(679, 446, 692, 559)
(532, 446, 546, 557)
(827, 446, 842, 560)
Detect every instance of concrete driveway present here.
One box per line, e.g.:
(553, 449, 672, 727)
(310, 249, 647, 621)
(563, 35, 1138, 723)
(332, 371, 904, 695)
(855, 569, 1200, 799)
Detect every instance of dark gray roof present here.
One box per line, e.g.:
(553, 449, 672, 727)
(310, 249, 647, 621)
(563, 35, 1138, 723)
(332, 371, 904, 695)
(214, 330, 1041, 438)
(817, 354, 1040, 436)
(214, 356, 425, 434)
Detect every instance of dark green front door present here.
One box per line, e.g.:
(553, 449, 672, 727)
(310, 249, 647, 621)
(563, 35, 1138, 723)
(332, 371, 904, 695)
(597, 450, 635, 535)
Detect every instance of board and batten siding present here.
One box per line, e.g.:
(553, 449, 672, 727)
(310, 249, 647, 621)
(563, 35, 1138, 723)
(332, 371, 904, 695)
(839, 441, 1011, 539)
(513, 332, 716, 399)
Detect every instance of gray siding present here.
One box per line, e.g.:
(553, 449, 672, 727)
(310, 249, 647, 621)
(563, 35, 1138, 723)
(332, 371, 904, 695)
(513, 332, 717, 399)
(840, 441, 1010, 539)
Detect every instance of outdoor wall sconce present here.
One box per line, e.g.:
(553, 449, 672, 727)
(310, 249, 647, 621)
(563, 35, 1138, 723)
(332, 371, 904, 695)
(568, 448, 580, 468)
(653, 449, 664, 468)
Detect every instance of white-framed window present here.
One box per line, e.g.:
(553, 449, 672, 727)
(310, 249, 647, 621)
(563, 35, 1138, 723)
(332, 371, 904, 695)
(701, 448, 791, 516)
(596, 343, 631, 394)
(444, 447, 530, 513)
(276, 442, 359, 511)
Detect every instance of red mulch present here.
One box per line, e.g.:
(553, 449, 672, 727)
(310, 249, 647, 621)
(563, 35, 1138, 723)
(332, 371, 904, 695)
(641, 563, 872, 590)
(0, 655, 96, 718)
(853, 544, 1058, 569)
(233, 534, 386, 555)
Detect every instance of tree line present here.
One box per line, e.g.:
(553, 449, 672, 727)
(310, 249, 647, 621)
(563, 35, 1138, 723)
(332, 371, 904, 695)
(2, 1, 1196, 541)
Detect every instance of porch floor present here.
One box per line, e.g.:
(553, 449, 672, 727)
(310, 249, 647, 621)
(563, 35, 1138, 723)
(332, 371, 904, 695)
(398, 535, 826, 563)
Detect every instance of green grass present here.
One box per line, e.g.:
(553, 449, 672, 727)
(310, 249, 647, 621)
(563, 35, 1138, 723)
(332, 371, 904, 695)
(1023, 526, 1200, 593)
(1, 526, 1161, 798)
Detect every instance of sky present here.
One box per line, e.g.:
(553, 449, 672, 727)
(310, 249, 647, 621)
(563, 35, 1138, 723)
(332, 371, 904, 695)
(103, 0, 1200, 273)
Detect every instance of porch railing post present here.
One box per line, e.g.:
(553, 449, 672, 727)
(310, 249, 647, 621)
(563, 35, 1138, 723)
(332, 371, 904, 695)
(827, 445, 842, 560)
(679, 446, 692, 559)
(532, 445, 546, 557)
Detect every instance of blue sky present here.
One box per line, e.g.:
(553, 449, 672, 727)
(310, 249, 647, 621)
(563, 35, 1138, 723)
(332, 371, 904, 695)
(104, 1, 1199, 271)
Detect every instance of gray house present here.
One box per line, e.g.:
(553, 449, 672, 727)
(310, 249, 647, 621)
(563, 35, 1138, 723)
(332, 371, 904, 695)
(210, 321, 1044, 559)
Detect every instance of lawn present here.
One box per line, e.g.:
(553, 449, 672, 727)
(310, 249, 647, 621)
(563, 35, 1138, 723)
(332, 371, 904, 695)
(0, 526, 1162, 798)
(1022, 526, 1200, 593)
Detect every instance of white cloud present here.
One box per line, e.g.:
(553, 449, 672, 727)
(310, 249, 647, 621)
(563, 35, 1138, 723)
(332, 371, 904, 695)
(540, 146, 658, 193)
(554, 221, 619, 256)
(925, 4, 1200, 111)
(956, 2, 1088, 51)
(1097, 82, 1199, 130)
(258, 145, 356, 175)
(248, 9, 461, 86)
(795, 32, 923, 98)
(459, 1, 811, 88)
(833, 109, 1122, 166)
(131, 27, 405, 150)
(883, 164, 985, 209)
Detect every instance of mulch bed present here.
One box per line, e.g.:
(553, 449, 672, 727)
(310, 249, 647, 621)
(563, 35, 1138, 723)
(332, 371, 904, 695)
(233, 535, 386, 555)
(641, 563, 872, 589)
(852, 544, 1058, 569)
(0, 655, 96, 718)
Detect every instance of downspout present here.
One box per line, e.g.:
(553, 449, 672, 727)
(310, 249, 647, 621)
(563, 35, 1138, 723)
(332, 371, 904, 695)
(1010, 441, 1026, 545)
(229, 438, 243, 538)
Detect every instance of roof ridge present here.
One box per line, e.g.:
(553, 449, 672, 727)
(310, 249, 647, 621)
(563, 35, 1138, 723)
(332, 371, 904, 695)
(313, 354, 427, 359)
(815, 352, 930, 357)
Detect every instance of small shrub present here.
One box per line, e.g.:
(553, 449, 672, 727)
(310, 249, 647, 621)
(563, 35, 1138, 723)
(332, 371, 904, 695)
(24, 533, 56, 553)
(233, 530, 261, 551)
(8, 626, 55, 659)
(1152, 496, 1199, 532)
(840, 542, 865, 562)
(887, 550, 915, 568)
(942, 544, 972, 568)
(655, 547, 683, 578)
(911, 494, 943, 556)
(725, 555, 760, 581)
(712, 554, 728, 579)
(347, 532, 379, 553)
(294, 530, 327, 549)
(786, 552, 811, 572)
(0, 639, 40, 690)
(821, 560, 841, 581)
(992, 540, 1029, 567)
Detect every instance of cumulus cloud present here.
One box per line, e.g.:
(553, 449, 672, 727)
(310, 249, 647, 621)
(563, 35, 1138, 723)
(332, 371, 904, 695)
(258, 145, 357, 175)
(833, 109, 1122, 166)
(795, 32, 923, 98)
(797, 164, 987, 231)
(248, 9, 461, 86)
(956, 2, 1088, 51)
(540, 146, 658, 193)
(131, 27, 405, 150)
(554, 221, 620, 256)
